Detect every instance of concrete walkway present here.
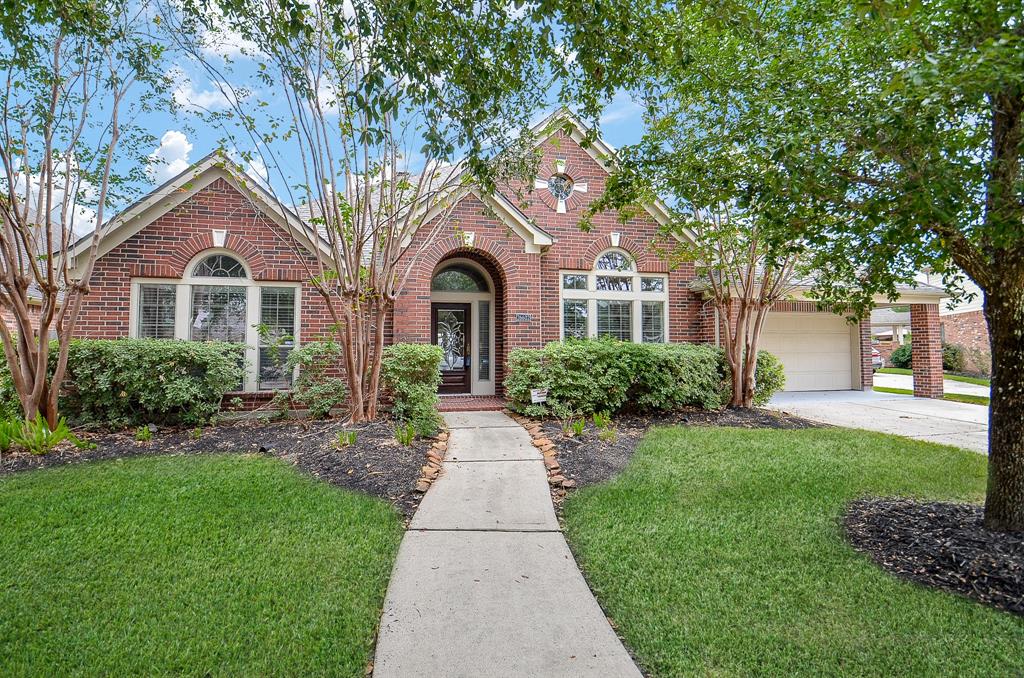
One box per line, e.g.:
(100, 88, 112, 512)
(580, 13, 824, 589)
(769, 390, 989, 453)
(873, 372, 990, 398)
(374, 411, 642, 678)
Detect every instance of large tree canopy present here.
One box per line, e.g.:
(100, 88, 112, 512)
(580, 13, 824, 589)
(558, 0, 1024, 530)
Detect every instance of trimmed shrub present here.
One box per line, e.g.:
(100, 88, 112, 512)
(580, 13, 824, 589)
(890, 343, 913, 369)
(504, 338, 786, 418)
(750, 350, 786, 406)
(382, 343, 443, 436)
(0, 339, 245, 427)
(942, 343, 966, 373)
(278, 341, 348, 419)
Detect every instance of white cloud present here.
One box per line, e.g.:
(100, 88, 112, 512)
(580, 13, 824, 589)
(600, 91, 642, 126)
(169, 66, 237, 112)
(12, 156, 98, 239)
(200, 24, 259, 59)
(149, 130, 193, 185)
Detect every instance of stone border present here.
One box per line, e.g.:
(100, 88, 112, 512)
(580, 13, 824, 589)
(414, 430, 449, 493)
(509, 413, 576, 505)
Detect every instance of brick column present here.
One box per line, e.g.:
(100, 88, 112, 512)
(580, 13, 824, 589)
(911, 303, 944, 398)
(859, 318, 873, 390)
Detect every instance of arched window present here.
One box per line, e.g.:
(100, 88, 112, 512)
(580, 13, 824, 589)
(432, 265, 489, 292)
(596, 250, 633, 272)
(133, 249, 300, 393)
(558, 249, 668, 343)
(192, 253, 247, 278)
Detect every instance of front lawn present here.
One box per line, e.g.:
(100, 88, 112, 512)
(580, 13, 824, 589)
(0, 454, 403, 676)
(563, 427, 1024, 677)
(879, 366, 991, 386)
(873, 385, 990, 406)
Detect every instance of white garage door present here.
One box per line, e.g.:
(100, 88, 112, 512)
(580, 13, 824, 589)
(759, 313, 854, 391)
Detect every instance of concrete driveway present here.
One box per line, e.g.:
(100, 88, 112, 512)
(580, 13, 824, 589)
(872, 372, 990, 398)
(768, 390, 989, 453)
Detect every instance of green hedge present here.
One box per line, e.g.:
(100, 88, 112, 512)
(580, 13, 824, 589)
(503, 339, 786, 418)
(0, 339, 245, 427)
(890, 343, 913, 369)
(381, 343, 443, 436)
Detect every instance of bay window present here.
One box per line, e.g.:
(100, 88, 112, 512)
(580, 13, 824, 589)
(560, 249, 669, 343)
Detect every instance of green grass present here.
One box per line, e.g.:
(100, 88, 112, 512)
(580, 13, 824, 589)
(563, 427, 1024, 677)
(0, 454, 404, 676)
(873, 385, 990, 406)
(879, 367, 991, 386)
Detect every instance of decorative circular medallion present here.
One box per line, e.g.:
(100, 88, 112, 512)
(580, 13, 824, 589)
(547, 173, 574, 200)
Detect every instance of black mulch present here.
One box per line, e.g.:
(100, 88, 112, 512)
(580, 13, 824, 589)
(540, 407, 820, 489)
(844, 498, 1024, 616)
(0, 418, 431, 517)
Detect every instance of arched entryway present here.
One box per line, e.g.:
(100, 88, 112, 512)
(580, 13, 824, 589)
(430, 254, 504, 395)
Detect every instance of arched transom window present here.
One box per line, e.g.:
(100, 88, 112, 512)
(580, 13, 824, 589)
(132, 249, 300, 393)
(192, 253, 247, 278)
(559, 249, 668, 343)
(432, 265, 489, 292)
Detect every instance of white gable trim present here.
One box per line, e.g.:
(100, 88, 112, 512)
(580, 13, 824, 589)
(408, 186, 554, 254)
(70, 152, 329, 276)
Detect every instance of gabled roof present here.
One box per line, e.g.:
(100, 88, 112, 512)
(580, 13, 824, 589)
(69, 150, 330, 268)
(528, 108, 690, 241)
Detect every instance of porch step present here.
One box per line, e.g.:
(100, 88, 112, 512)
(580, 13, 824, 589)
(437, 395, 507, 412)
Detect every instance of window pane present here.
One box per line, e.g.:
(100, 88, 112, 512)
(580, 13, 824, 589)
(641, 277, 665, 293)
(432, 266, 488, 292)
(596, 251, 633, 271)
(563, 300, 588, 339)
(595, 275, 633, 292)
(190, 286, 247, 343)
(258, 287, 296, 390)
(562, 273, 587, 290)
(597, 300, 631, 341)
(479, 300, 490, 380)
(642, 301, 665, 343)
(259, 287, 295, 344)
(138, 284, 176, 339)
(193, 254, 246, 278)
(259, 346, 293, 390)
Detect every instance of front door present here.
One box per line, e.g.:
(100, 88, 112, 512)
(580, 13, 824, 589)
(432, 302, 472, 394)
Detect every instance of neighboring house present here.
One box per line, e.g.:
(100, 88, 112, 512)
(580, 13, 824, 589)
(57, 110, 947, 400)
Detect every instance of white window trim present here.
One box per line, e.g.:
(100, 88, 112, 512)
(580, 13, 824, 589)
(558, 249, 669, 343)
(128, 250, 302, 392)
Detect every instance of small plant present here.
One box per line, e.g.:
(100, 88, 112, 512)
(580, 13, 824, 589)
(592, 411, 612, 430)
(337, 430, 358, 449)
(190, 427, 203, 440)
(570, 418, 587, 437)
(16, 415, 77, 455)
(135, 425, 153, 442)
(0, 418, 20, 453)
(395, 422, 416, 447)
(598, 426, 618, 443)
(229, 396, 244, 410)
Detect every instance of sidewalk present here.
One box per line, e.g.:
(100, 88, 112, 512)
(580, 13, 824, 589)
(373, 411, 641, 678)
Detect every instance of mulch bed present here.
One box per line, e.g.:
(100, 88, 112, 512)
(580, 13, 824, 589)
(0, 418, 431, 517)
(844, 498, 1024, 616)
(540, 407, 820, 489)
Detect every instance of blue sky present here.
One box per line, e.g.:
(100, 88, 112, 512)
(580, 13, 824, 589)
(135, 33, 647, 213)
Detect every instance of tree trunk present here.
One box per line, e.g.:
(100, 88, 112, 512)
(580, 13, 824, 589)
(982, 287, 1024, 532)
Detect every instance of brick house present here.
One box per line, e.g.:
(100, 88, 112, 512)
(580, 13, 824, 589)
(61, 110, 948, 399)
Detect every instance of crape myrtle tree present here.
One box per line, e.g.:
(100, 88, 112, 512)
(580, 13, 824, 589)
(577, 1, 823, 408)
(556, 0, 1024, 531)
(0, 0, 166, 426)
(162, 0, 554, 423)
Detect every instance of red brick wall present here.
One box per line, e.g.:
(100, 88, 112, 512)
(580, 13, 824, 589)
(392, 129, 709, 390)
(941, 310, 990, 373)
(911, 304, 944, 398)
(76, 177, 337, 344)
(73, 130, 873, 398)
